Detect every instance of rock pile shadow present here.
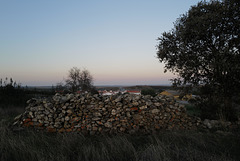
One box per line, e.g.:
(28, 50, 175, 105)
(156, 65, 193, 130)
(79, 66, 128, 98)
(13, 93, 203, 134)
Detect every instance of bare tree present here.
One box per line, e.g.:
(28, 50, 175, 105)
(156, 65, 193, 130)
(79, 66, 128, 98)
(79, 69, 93, 92)
(65, 67, 94, 93)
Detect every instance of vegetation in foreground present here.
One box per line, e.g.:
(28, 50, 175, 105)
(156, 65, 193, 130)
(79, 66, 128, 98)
(1, 107, 240, 161)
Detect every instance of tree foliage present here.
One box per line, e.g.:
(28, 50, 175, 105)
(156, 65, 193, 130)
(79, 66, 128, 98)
(156, 0, 240, 120)
(141, 88, 157, 97)
(65, 67, 94, 93)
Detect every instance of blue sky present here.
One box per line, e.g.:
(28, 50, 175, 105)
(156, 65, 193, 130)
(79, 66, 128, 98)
(0, 0, 201, 86)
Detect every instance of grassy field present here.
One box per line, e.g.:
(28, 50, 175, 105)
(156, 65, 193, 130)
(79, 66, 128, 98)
(1, 107, 240, 161)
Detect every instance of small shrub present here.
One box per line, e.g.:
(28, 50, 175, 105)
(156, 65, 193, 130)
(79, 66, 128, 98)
(141, 88, 157, 97)
(185, 104, 201, 117)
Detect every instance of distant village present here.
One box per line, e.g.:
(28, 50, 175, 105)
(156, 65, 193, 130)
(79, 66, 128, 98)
(54, 85, 195, 102)
(97, 89, 141, 96)
(97, 88, 194, 101)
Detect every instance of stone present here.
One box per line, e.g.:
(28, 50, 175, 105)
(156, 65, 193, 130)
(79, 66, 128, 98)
(203, 119, 212, 129)
(70, 117, 80, 123)
(96, 121, 103, 125)
(94, 112, 102, 117)
(104, 122, 112, 128)
(44, 120, 49, 124)
(135, 95, 141, 100)
(37, 106, 45, 111)
(133, 114, 143, 120)
(30, 106, 38, 112)
(60, 97, 68, 103)
(151, 109, 160, 114)
(176, 112, 181, 116)
(139, 105, 147, 110)
(154, 103, 161, 107)
(74, 124, 81, 128)
(154, 116, 160, 120)
(28, 111, 34, 118)
(146, 101, 152, 106)
(44, 103, 52, 109)
(53, 94, 61, 102)
(114, 96, 122, 102)
(169, 105, 174, 109)
(165, 108, 171, 112)
(132, 102, 139, 106)
(67, 109, 73, 114)
(130, 107, 138, 111)
(126, 112, 131, 118)
(65, 116, 70, 121)
(102, 108, 106, 111)
(92, 117, 101, 121)
(111, 109, 117, 115)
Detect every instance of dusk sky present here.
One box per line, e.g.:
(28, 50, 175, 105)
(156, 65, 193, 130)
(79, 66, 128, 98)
(1, 0, 201, 86)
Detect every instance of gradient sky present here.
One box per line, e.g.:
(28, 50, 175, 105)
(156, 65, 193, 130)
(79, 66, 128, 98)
(0, 0, 201, 86)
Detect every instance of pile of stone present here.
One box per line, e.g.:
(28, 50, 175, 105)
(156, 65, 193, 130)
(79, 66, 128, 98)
(202, 119, 232, 129)
(13, 93, 202, 134)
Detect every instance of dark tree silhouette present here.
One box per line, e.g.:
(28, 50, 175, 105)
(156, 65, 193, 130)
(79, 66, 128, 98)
(65, 67, 81, 92)
(65, 67, 94, 93)
(141, 88, 157, 97)
(79, 69, 93, 92)
(0, 77, 27, 107)
(156, 0, 240, 120)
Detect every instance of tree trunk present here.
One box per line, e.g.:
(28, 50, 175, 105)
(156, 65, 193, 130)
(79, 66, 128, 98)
(220, 96, 232, 121)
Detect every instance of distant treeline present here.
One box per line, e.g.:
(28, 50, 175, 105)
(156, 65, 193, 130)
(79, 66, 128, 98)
(0, 78, 55, 107)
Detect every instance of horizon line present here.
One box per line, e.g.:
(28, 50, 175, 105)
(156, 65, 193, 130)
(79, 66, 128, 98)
(24, 84, 172, 88)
